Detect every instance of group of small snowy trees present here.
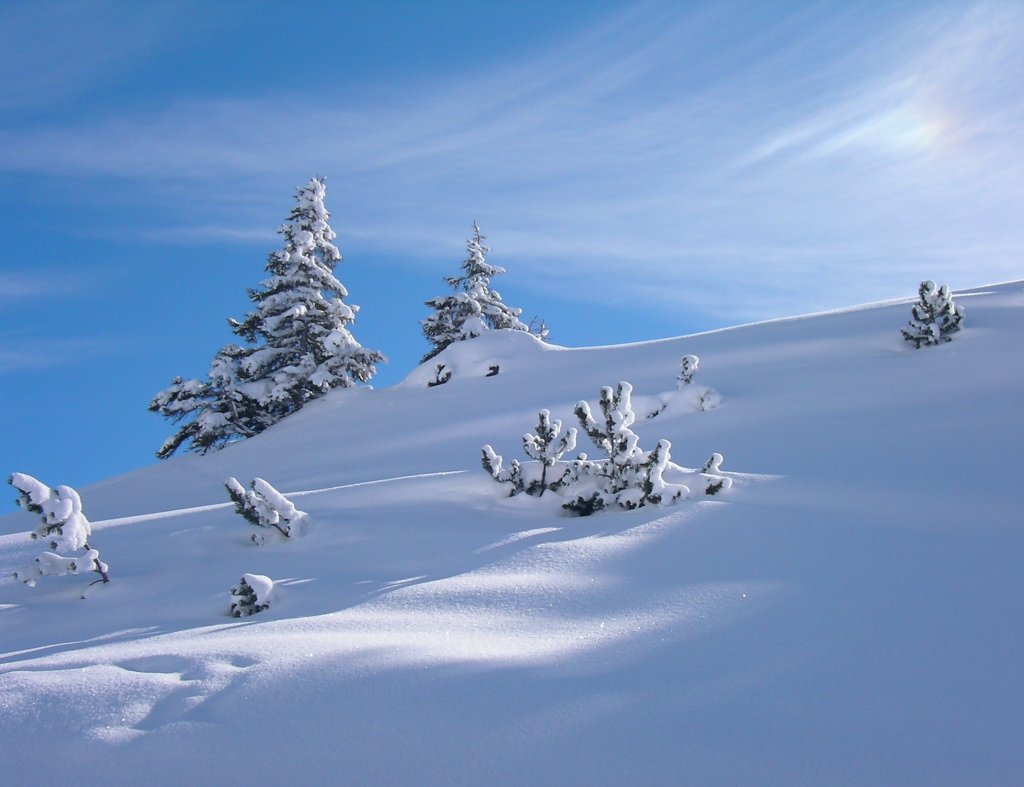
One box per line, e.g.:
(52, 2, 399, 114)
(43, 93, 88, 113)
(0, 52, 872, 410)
(152, 178, 542, 458)
(483, 380, 730, 516)
(151, 178, 386, 458)
(5, 468, 302, 612)
(222, 477, 308, 614)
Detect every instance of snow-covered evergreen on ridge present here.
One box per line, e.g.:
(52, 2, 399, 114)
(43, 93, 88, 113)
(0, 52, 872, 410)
(2, 282, 1023, 785)
(151, 177, 384, 458)
(421, 222, 537, 362)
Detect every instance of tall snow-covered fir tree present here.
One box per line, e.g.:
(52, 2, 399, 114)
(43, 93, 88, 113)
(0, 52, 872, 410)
(230, 177, 384, 415)
(151, 177, 384, 458)
(421, 223, 537, 363)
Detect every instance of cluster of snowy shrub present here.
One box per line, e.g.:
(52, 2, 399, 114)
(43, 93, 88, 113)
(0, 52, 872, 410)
(8, 473, 109, 590)
(151, 179, 543, 458)
(483, 378, 730, 516)
(5, 470, 305, 615)
(220, 477, 306, 613)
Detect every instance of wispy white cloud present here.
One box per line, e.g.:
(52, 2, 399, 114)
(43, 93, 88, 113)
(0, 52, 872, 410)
(0, 334, 142, 373)
(0, 0, 215, 114)
(1, 2, 1022, 324)
(0, 272, 89, 303)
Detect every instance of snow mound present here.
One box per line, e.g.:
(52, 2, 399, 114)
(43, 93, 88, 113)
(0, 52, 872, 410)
(399, 328, 558, 388)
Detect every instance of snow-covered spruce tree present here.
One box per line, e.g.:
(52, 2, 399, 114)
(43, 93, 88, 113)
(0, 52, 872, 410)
(226, 477, 308, 544)
(901, 280, 964, 348)
(152, 177, 384, 457)
(421, 223, 536, 363)
(230, 573, 273, 617)
(9, 473, 109, 587)
(482, 409, 577, 497)
(565, 382, 686, 515)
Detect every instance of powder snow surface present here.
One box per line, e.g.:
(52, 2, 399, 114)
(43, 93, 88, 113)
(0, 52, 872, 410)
(1, 282, 1022, 785)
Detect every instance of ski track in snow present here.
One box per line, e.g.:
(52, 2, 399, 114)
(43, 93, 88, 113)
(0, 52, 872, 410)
(88, 469, 470, 529)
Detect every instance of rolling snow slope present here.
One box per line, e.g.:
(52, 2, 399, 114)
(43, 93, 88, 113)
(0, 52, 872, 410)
(1, 282, 1022, 785)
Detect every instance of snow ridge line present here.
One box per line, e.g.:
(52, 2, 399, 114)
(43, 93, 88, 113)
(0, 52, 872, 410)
(90, 470, 470, 528)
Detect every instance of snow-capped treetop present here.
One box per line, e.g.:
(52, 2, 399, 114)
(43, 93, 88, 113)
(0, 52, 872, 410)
(574, 381, 641, 465)
(522, 409, 577, 466)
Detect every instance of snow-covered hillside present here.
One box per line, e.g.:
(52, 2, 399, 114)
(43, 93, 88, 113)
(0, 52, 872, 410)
(2, 282, 1022, 785)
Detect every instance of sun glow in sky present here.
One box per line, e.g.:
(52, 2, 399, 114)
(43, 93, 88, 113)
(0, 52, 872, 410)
(1, 0, 1022, 488)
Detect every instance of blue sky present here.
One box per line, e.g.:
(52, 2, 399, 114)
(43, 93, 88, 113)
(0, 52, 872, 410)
(2, 0, 1022, 492)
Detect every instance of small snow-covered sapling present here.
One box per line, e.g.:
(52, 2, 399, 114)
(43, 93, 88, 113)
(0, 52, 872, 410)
(9, 472, 110, 587)
(226, 477, 308, 544)
(482, 410, 578, 497)
(678, 355, 699, 387)
(521, 410, 577, 496)
(901, 280, 964, 348)
(230, 573, 273, 617)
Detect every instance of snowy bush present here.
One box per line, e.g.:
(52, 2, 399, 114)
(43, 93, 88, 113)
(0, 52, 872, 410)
(678, 355, 699, 387)
(152, 177, 384, 458)
(481, 446, 526, 496)
(9, 473, 109, 587)
(700, 453, 733, 495)
(643, 355, 721, 421)
(421, 223, 544, 362)
(230, 573, 273, 617)
(226, 477, 308, 544)
(482, 410, 577, 497)
(901, 280, 964, 348)
(563, 382, 688, 515)
(427, 364, 453, 387)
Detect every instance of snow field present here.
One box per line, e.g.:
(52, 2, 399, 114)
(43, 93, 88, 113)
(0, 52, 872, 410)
(0, 282, 1022, 784)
